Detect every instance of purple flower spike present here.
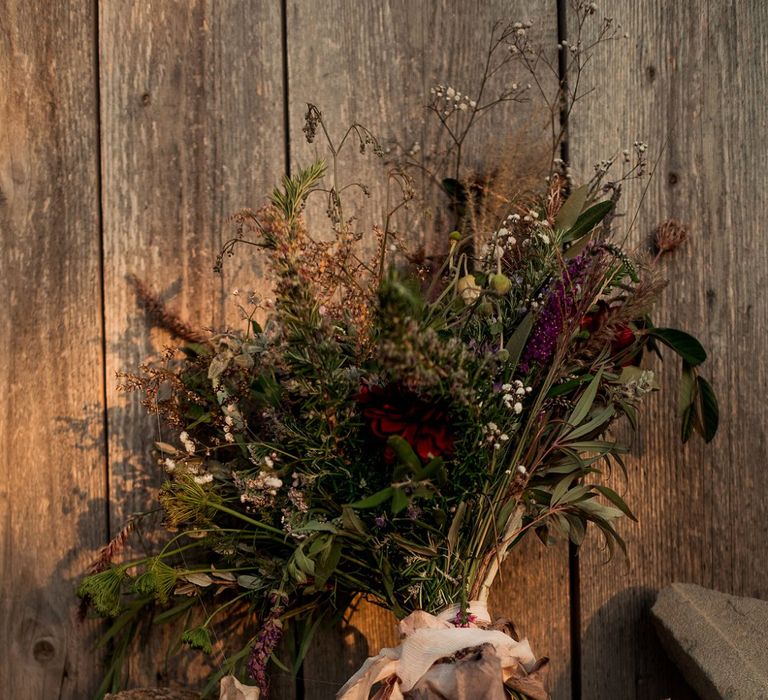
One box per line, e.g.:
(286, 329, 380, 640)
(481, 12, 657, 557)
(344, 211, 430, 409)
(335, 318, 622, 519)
(247, 597, 285, 694)
(520, 253, 592, 372)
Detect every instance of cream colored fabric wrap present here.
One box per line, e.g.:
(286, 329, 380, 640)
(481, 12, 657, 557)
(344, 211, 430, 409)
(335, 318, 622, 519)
(336, 604, 537, 700)
(219, 675, 260, 699)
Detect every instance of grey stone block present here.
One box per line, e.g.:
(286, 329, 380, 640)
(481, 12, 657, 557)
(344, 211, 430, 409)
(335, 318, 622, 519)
(651, 583, 768, 699)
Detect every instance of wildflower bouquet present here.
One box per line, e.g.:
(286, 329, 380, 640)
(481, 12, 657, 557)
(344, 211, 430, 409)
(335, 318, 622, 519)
(79, 5, 717, 699)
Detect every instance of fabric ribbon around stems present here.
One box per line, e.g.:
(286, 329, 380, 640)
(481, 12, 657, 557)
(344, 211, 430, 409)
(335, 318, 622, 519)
(335, 601, 549, 700)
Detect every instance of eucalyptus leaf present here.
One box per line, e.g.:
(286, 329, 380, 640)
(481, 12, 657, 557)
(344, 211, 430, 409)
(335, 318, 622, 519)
(565, 404, 614, 441)
(505, 312, 534, 373)
(678, 362, 696, 415)
(236, 575, 264, 590)
(594, 485, 637, 521)
(294, 520, 337, 534)
(548, 374, 594, 398)
(558, 485, 591, 504)
(183, 573, 213, 587)
(341, 506, 367, 535)
(554, 185, 588, 231)
(681, 402, 696, 443)
(647, 328, 707, 366)
(293, 546, 315, 576)
(390, 488, 409, 515)
(551, 474, 576, 506)
(314, 541, 342, 589)
(567, 368, 604, 428)
(695, 375, 719, 443)
(564, 200, 614, 242)
(349, 487, 394, 510)
(388, 436, 421, 473)
(565, 514, 586, 545)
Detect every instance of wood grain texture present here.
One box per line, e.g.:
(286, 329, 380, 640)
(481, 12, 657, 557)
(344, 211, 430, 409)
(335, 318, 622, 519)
(0, 1, 106, 697)
(568, 1, 768, 697)
(286, 2, 570, 697)
(99, 0, 287, 692)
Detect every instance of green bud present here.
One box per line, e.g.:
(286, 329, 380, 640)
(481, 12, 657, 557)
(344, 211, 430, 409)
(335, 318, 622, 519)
(449, 230, 462, 242)
(478, 301, 494, 317)
(489, 273, 512, 295)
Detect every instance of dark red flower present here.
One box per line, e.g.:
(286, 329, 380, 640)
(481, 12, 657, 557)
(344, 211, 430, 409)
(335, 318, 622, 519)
(580, 304, 639, 365)
(580, 301, 610, 333)
(357, 384, 454, 462)
(611, 324, 636, 353)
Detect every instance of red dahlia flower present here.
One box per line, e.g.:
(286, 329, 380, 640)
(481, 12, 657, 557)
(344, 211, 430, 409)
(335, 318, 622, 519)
(357, 384, 454, 462)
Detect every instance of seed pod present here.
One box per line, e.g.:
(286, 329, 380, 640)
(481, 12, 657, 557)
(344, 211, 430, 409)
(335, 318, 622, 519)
(457, 275, 482, 303)
(489, 273, 512, 295)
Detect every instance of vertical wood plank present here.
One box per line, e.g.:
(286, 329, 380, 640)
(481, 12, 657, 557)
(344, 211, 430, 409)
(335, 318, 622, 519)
(286, 2, 570, 697)
(99, 0, 287, 691)
(0, 1, 106, 697)
(569, 1, 768, 697)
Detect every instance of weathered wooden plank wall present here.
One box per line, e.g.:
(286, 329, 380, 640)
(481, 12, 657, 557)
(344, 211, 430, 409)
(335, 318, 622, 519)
(98, 0, 289, 693)
(0, 1, 106, 697)
(569, 1, 768, 698)
(1, 1, 766, 698)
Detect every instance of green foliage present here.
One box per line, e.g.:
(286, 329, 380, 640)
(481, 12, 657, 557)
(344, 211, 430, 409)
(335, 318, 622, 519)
(182, 626, 213, 654)
(132, 559, 178, 604)
(269, 160, 326, 223)
(88, 71, 719, 696)
(647, 327, 707, 366)
(563, 201, 615, 242)
(78, 567, 128, 617)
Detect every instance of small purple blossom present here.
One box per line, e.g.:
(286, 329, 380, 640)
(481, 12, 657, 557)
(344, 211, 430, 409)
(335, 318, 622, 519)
(247, 596, 285, 694)
(520, 253, 592, 372)
(406, 504, 422, 520)
(451, 610, 478, 628)
(374, 514, 388, 528)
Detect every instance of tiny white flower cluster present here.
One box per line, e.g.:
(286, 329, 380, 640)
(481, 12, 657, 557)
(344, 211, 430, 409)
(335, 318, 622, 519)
(179, 431, 196, 455)
(481, 422, 510, 450)
(523, 209, 540, 223)
(244, 471, 283, 499)
(622, 370, 656, 398)
(223, 415, 236, 443)
(507, 21, 534, 54)
(594, 156, 616, 176)
(532, 224, 551, 246)
(479, 223, 518, 267)
(501, 380, 532, 414)
(231, 288, 261, 306)
(504, 464, 528, 476)
(287, 471, 309, 513)
(430, 84, 477, 115)
(406, 583, 423, 598)
(511, 20, 533, 38)
(182, 458, 214, 484)
(222, 403, 245, 443)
